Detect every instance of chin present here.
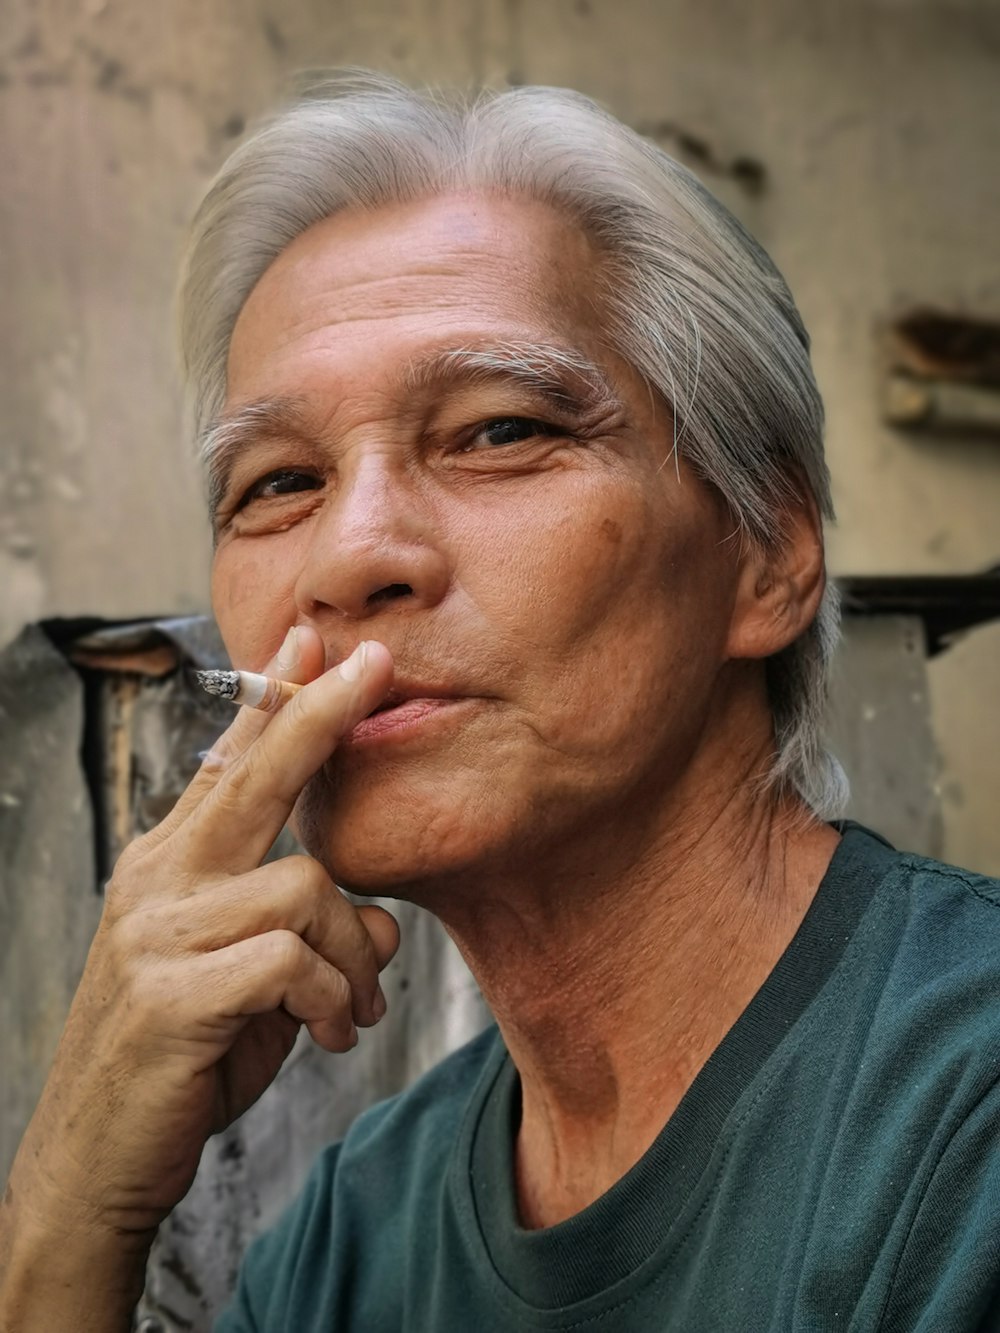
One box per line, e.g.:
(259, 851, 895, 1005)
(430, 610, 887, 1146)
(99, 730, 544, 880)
(289, 767, 507, 898)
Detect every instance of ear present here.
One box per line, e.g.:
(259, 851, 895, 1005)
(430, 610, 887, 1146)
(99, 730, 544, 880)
(725, 486, 827, 662)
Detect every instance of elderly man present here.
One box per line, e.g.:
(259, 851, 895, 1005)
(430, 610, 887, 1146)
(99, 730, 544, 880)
(2, 73, 999, 1333)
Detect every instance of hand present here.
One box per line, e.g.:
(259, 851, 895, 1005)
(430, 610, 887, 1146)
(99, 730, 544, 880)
(0, 630, 398, 1324)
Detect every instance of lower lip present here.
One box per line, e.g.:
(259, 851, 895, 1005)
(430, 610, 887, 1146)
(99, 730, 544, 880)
(344, 697, 467, 746)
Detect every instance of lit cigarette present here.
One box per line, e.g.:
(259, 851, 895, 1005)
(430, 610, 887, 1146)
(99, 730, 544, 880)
(194, 669, 302, 714)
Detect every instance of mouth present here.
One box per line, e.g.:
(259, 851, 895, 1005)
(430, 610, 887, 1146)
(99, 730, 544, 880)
(347, 689, 471, 746)
(364, 689, 409, 720)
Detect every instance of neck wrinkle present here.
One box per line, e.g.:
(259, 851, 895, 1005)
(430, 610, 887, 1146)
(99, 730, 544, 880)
(438, 754, 840, 1228)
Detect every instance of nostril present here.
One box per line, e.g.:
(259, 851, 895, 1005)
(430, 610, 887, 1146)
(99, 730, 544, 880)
(366, 583, 413, 607)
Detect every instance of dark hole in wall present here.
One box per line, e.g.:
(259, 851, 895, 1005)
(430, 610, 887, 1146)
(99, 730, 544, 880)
(890, 310, 1000, 388)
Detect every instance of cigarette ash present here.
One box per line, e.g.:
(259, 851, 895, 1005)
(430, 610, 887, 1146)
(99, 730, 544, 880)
(194, 668, 242, 702)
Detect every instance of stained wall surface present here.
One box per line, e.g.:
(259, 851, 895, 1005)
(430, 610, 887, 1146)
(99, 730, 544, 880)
(1, 0, 998, 868)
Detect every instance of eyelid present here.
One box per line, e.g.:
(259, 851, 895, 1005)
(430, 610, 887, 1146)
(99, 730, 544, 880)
(235, 467, 323, 510)
(467, 415, 563, 444)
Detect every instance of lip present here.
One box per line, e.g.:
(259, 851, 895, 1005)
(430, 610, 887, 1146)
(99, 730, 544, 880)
(344, 695, 471, 746)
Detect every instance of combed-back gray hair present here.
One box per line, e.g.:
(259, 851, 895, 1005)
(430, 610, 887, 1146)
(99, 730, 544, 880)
(179, 70, 848, 819)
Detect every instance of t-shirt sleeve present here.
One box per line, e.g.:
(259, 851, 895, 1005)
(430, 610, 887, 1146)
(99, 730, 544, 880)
(876, 1079, 1000, 1333)
(213, 1142, 344, 1333)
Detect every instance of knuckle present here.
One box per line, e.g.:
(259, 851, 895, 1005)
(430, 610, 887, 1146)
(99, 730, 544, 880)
(280, 688, 317, 737)
(316, 894, 377, 978)
(105, 842, 193, 917)
(112, 840, 141, 874)
(223, 708, 268, 752)
(102, 868, 138, 921)
(210, 769, 252, 818)
(326, 966, 353, 1011)
(116, 820, 177, 872)
(348, 907, 379, 966)
(351, 929, 379, 986)
(107, 904, 145, 956)
(260, 928, 306, 975)
(287, 854, 329, 897)
(103, 903, 167, 976)
(210, 744, 282, 817)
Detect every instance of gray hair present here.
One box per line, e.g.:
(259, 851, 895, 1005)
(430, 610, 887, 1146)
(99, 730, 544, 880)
(179, 70, 848, 819)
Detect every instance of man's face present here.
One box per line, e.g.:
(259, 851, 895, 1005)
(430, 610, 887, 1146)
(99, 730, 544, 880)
(211, 193, 745, 894)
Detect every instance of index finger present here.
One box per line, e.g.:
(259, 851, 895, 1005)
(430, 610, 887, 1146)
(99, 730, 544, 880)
(175, 640, 394, 874)
(133, 625, 327, 856)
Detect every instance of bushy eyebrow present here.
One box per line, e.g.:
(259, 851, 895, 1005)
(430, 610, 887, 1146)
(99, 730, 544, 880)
(202, 341, 623, 519)
(402, 340, 623, 417)
(202, 395, 311, 518)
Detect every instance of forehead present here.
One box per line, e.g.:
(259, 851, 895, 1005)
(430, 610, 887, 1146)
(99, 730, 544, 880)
(225, 192, 607, 400)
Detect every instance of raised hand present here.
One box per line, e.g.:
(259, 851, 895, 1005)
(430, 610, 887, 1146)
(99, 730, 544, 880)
(0, 629, 397, 1331)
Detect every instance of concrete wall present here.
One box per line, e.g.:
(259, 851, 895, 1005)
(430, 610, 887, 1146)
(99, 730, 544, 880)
(1, 0, 998, 868)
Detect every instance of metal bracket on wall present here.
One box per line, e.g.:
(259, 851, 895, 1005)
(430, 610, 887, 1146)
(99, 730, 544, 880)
(838, 568, 1000, 656)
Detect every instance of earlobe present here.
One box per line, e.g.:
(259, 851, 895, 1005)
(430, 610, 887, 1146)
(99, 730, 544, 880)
(726, 498, 826, 662)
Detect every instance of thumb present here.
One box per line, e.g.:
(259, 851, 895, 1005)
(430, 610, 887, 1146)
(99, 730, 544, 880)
(357, 905, 402, 972)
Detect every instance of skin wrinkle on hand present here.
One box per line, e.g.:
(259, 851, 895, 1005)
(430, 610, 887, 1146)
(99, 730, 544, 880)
(208, 190, 836, 1231)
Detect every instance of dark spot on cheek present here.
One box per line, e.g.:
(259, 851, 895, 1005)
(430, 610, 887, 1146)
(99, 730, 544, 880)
(600, 518, 623, 545)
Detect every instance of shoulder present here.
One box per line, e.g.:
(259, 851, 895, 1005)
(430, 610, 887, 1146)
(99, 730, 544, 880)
(843, 820, 1000, 956)
(886, 838, 1000, 957)
(809, 824, 1000, 1095)
(835, 825, 1000, 1092)
(894, 844, 1000, 907)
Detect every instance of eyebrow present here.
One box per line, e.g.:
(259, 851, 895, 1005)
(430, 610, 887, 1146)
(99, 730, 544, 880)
(202, 395, 312, 518)
(402, 339, 622, 417)
(201, 340, 623, 518)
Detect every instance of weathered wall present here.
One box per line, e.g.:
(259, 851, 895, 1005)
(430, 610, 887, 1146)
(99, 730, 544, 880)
(1, 0, 997, 866)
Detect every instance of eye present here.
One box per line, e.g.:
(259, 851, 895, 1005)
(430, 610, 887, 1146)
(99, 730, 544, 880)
(238, 469, 322, 508)
(466, 417, 560, 450)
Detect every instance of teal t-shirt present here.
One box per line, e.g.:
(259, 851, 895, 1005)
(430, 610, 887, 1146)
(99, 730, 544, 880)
(216, 824, 1000, 1331)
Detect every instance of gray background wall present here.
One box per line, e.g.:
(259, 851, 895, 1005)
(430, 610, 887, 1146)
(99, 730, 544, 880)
(1, 0, 998, 869)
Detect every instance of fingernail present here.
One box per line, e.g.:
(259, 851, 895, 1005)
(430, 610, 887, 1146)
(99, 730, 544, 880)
(338, 642, 368, 682)
(372, 985, 387, 1022)
(347, 1023, 359, 1049)
(276, 626, 300, 672)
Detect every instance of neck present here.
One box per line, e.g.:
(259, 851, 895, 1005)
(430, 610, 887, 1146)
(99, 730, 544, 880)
(434, 742, 840, 1229)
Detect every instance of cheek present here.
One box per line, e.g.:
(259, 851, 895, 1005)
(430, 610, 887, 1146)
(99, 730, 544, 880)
(467, 483, 665, 651)
(211, 542, 297, 670)
(481, 483, 734, 734)
(459, 485, 634, 629)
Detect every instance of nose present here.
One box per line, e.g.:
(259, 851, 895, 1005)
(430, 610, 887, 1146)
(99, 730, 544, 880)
(292, 451, 450, 623)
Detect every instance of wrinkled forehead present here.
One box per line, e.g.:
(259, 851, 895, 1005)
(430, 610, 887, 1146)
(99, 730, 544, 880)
(200, 194, 661, 517)
(225, 191, 612, 394)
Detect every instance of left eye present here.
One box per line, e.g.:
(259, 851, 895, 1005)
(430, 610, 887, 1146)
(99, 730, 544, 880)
(468, 417, 558, 449)
(239, 469, 322, 506)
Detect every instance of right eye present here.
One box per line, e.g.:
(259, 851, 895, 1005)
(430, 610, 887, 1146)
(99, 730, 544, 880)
(238, 469, 323, 508)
